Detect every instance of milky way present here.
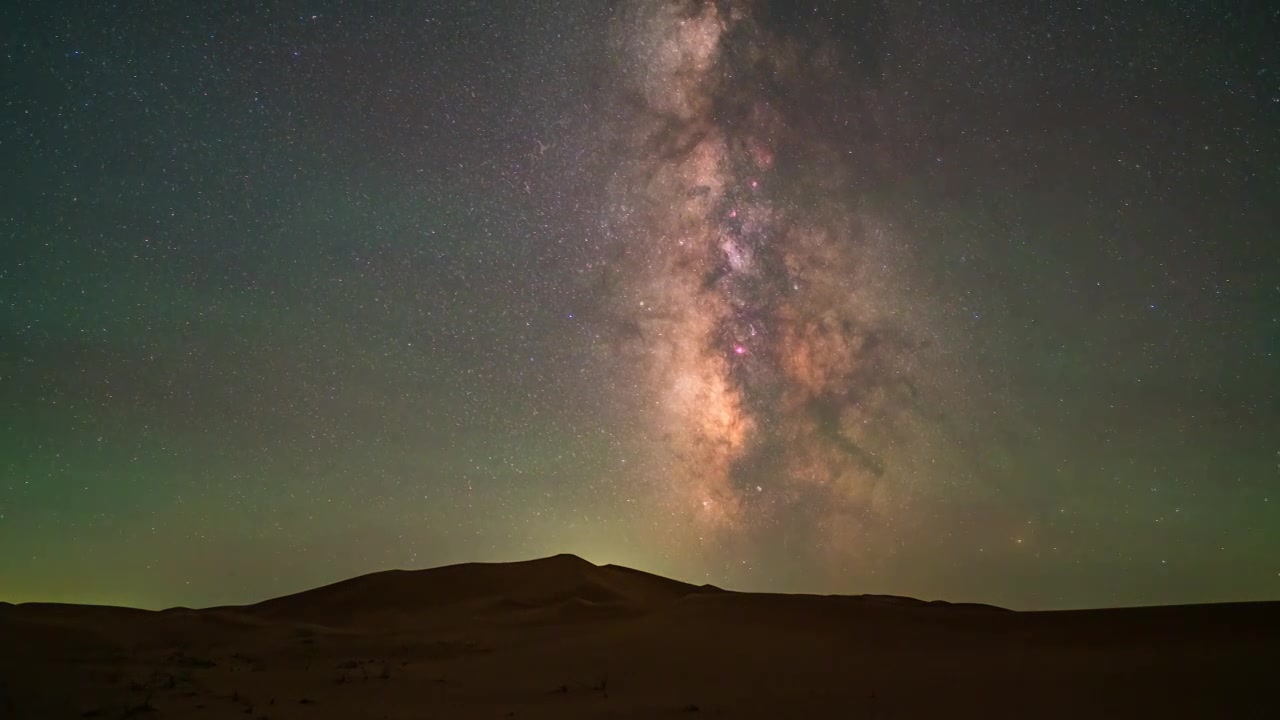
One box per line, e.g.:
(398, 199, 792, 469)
(596, 0, 946, 567)
(6, 0, 1275, 610)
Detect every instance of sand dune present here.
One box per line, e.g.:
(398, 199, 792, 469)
(243, 554, 715, 628)
(1, 555, 1275, 719)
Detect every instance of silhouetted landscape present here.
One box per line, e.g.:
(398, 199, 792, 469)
(6, 0, 1278, 717)
(2, 554, 1276, 719)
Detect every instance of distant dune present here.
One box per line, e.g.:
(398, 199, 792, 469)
(1, 555, 1275, 719)
(242, 554, 718, 627)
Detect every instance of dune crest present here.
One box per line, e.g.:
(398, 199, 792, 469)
(241, 554, 716, 627)
(2, 555, 1275, 719)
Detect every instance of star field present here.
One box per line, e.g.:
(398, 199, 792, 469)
(2, 0, 1277, 610)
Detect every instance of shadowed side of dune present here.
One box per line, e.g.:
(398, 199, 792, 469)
(241, 553, 714, 627)
(3, 557, 1278, 719)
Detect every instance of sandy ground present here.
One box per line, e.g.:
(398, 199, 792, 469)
(2, 554, 1276, 719)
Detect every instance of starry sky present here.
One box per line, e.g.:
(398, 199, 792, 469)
(2, 0, 1277, 611)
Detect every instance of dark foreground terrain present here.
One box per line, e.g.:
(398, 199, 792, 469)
(2, 554, 1276, 718)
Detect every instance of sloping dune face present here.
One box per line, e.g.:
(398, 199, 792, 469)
(1, 556, 1277, 720)
(244, 554, 710, 627)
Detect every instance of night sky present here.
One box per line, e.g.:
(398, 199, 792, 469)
(3, 0, 1277, 611)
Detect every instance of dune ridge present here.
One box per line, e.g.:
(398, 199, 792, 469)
(240, 554, 719, 627)
(1, 554, 1275, 719)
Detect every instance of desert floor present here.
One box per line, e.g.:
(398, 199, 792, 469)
(2, 554, 1276, 719)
